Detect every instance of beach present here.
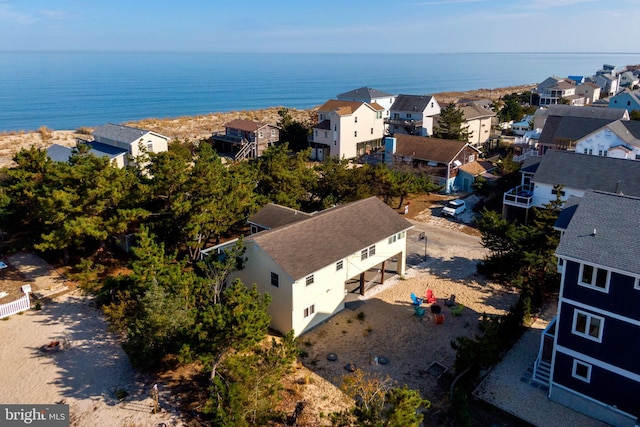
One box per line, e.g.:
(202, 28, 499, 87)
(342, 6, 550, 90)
(0, 84, 534, 169)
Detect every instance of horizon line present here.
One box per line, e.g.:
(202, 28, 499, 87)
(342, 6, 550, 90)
(1, 50, 640, 56)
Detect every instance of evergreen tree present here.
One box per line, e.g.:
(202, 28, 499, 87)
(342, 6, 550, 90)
(433, 102, 471, 141)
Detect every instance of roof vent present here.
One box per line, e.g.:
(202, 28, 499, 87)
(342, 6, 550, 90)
(592, 228, 597, 236)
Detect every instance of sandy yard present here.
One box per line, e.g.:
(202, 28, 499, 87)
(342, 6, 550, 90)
(0, 197, 521, 426)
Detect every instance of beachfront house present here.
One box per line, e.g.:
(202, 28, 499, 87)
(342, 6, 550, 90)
(537, 76, 584, 106)
(90, 123, 169, 164)
(532, 189, 640, 426)
(502, 150, 640, 222)
(535, 105, 629, 153)
(309, 99, 385, 161)
(211, 119, 279, 160)
(386, 94, 441, 137)
(206, 197, 413, 337)
(337, 87, 396, 120)
(608, 89, 640, 112)
(384, 134, 480, 193)
(49, 123, 169, 168)
(574, 120, 640, 160)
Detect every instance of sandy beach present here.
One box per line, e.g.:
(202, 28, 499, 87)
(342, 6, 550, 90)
(0, 84, 534, 169)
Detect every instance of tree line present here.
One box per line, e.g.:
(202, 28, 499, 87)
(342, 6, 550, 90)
(0, 135, 441, 425)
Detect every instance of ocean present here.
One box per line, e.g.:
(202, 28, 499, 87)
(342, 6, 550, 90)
(1, 52, 638, 132)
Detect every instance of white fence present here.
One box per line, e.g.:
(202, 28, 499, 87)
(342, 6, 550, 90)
(0, 294, 31, 319)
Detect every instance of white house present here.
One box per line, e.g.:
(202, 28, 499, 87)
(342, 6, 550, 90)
(574, 120, 640, 160)
(386, 94, 441, 137)
(91, 123, 169, 165)
(310, 100, 385, 161)
(220, 197, 413, 337)
(502, 150, 640, 221)
(337, 87, 396, 120)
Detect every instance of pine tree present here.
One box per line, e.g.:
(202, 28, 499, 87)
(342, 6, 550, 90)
(433, 102, 471, 141)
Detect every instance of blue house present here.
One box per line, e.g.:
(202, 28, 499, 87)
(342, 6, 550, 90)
(609, 89, 640, 112)
(534, 190, 640, 426)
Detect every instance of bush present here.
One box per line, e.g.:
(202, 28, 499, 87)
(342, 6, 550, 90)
(37, 126, 53, 141)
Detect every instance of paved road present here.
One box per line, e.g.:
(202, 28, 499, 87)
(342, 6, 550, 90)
(405, 219, 488, 281)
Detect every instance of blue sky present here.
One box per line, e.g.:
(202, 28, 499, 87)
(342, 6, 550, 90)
(1, 0, 639, 53)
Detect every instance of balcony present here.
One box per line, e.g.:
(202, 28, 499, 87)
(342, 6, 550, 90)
(503, 184, 534, 208)
(384, 118, 423, 128)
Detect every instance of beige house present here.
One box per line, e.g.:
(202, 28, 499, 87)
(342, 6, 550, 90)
(310, 100, 385, 160)
(459, 105, 496, 147)
(214, 197, 413, 337)
(576, 82, 602, 105)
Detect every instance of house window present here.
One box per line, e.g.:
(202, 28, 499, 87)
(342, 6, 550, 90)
(336, 260, 343, 271)
(369, 245, 376, 256)
(320, 114, 324, 121)
(468, 154, 475, 162)
(334, 125, 337, 131)
(572, 359, 592, 382)
(572, 309, 604, 342)
(324, 131, 328, 138)
(636, 154, 640, 160)
(306, 275, 314, 286)
(371, 128, 374, 134)
(355, 116, 358, 123)
(146, 142, 154, 152)
(304, 304, 315, 318)
(354, 131, 358, 137)
(583, 148, 588, 154)
(271, 129, 275, 137)
(388, 235, 397, 244)
(551, 188, 566, 197)
(407, 113, 412, 119)
(579, 264, 610, 292)
(315, 130, 318, 137)
(270, 272, 279, 288)
(361, 249, 368, 261)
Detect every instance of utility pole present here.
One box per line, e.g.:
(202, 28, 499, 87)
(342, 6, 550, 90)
(419, 232, 427, 261)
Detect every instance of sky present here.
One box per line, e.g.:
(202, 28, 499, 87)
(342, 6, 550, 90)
(1, 0, 639, 54)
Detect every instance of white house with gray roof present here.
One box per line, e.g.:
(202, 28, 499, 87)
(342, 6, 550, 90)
(574, 120, 640, 161)
(337, 86, 396, 120)
(386, 94, 441, 137)
(89, 123, 169, 165)
(222, 197, 413, 337)
(503, 150, 640, 222)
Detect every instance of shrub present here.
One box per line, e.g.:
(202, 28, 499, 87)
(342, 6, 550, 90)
(37, 126, 53, 141)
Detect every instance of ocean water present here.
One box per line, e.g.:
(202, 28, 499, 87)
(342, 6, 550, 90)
(0, 52, 638, 132)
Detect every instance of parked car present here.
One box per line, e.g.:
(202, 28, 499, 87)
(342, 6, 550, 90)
(442, 199, 466, 217)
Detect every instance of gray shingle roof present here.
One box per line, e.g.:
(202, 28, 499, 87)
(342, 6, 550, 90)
(392, 135, 473, 164)
(46, 144, 73, 162)
(337, 87, 394, 100)
(248, 204, 312, 230)
(390, 94, 435, 112)
(544, 105, 628, 120)
(538, 116, 614, 147)
(533, 151, 640, 196)
(249, 197, 413, 280)
(92, 123, 154, 144)
(555, 190, 640, 275)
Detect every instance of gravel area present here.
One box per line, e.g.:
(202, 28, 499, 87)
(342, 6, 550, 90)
(473, 303, 610, 427)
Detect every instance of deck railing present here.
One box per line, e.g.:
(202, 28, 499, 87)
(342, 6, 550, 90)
(503, 184, 534, 208)
(0, 294, 31, 319)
